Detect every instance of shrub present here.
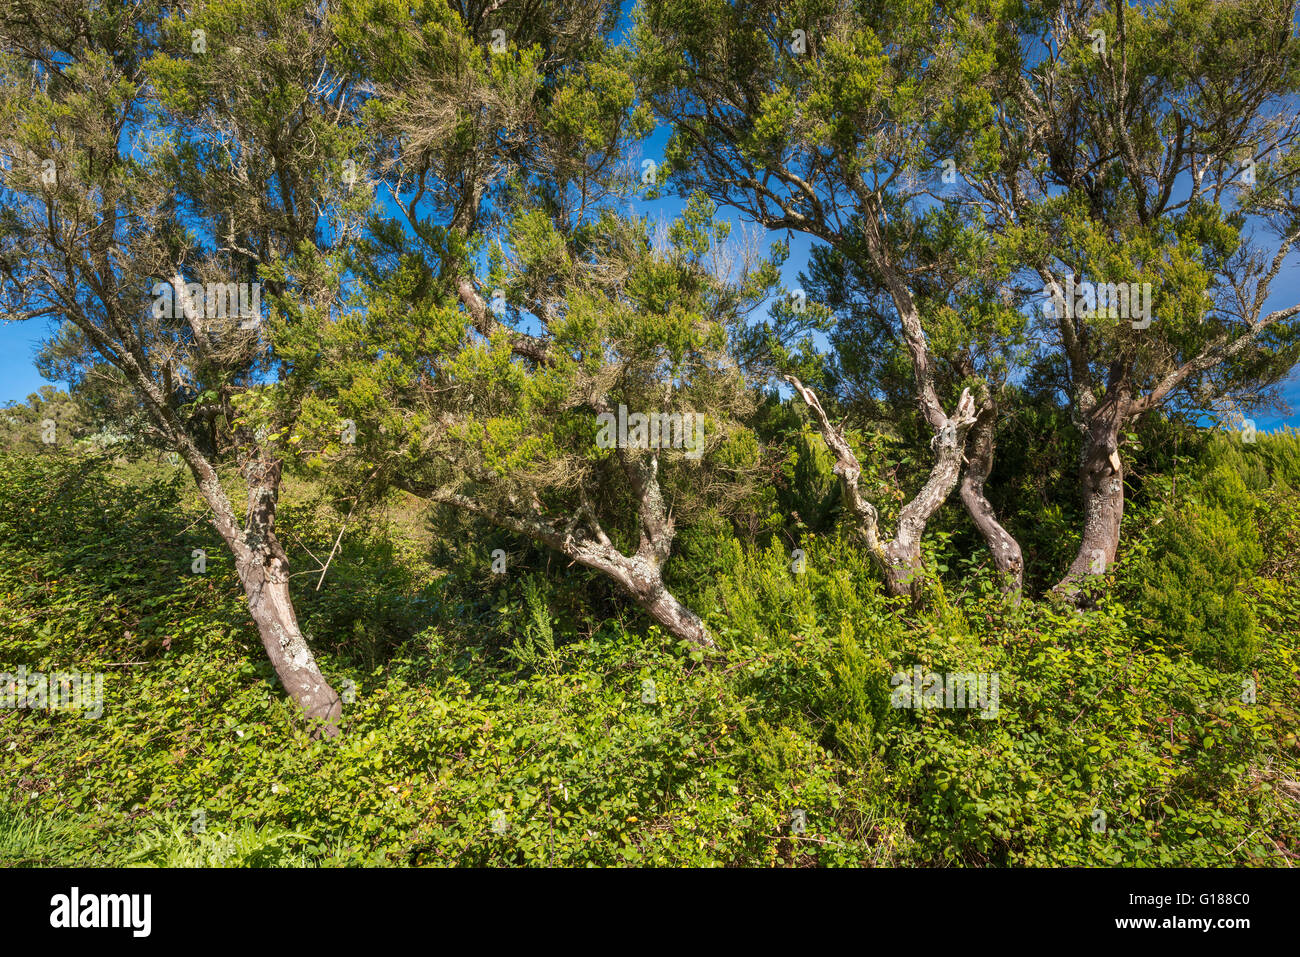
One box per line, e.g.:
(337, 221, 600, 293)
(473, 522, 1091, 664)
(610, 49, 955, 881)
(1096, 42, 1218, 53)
(1127, 441, 1275, 670)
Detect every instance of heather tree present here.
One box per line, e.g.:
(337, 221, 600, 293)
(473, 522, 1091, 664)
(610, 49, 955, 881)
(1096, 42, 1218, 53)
(274, 0, 789, 646)
(307, 197, 778, 647)
(0, 0, 366, 730)
(632, 0, 1026, 596)
(963, 0, 1300, 593)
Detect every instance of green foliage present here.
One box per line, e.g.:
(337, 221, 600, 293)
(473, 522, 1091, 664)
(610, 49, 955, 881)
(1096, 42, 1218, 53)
(503, 576, 560, 674)
(2, 442, 1298, 866)
(0, 387, 97, 453)
(4, 0, 1300, 873)
(121, 820, 315, 868)
(0, 807, 87, 867)
(1128, 458, 1263, 670)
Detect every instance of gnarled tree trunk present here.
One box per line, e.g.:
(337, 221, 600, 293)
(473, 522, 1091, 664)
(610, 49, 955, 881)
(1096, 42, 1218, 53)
(959, 402, 1024, 594)
(420, 474, 714, 649)
(1055, 397, 1127, 598)
(190, 448, 342, 734)
(787, 375, 977, 600)
(570, 542, 713, 648)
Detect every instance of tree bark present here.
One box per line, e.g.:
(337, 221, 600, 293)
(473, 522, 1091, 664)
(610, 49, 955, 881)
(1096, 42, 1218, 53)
(418, 486, 715, 649)
(1055, 399, 1126, 597)
(882, 412, 973, 597)
(234, 548, 342, 731)
(786, 375, 976, 599)
(578, 443, 713, 646)
(959, 402, 1024, 594)
(635, 582, 711, 648)
(578, 547, 713, 648)
(189, 448, 342, 735)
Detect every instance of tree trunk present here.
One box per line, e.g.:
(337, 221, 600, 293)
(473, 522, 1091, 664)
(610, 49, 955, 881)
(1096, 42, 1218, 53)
(418, 486, 714, 649)
(878, 549, 926, 598)
(190, 451, 343, 735)
(880, 412, 972, 598)
(611, 553, 713, 648)
(786, 375, 976, 601)
(68, 337, 343, 734)
(1055, 402, 1126, 597)
(234, 544, 343, 734)
(547, 532, 714, 648)
(959, 404, 1024, 594)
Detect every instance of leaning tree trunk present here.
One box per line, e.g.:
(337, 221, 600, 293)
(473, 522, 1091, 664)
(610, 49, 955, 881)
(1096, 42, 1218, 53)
(596, 551, 713, 648)
(959, 403, 1024, 594)
(231, 537, 343, 733)
(1055, 401, 1127, 597)
(639, 590, 710, 647)
(85, 344, 343, 734)
(190, 451, 342, 735)
(420, 486, 715, 649)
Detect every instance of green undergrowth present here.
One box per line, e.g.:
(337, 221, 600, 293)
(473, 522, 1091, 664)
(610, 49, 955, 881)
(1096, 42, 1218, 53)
(1, 437, 1297, 866)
